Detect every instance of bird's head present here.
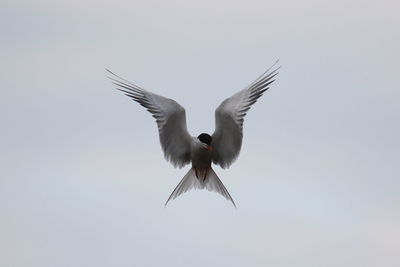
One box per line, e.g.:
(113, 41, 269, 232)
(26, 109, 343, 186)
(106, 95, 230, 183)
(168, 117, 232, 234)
(197, 133, 213, 151)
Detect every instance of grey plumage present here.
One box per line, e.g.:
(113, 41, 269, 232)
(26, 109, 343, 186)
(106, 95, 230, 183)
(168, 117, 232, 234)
(212, 66, 279, 168)
(107, 62, 279, 207)
(107, 69, 192, 168)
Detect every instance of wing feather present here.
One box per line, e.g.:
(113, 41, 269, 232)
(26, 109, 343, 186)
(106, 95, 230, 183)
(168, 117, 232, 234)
(107, 69, 192, 168)
(212, 64, 279, 168)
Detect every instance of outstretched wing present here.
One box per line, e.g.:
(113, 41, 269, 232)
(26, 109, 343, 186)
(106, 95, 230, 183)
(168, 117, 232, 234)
(211, 64, 279, 169)
(107, 69, 192, 168)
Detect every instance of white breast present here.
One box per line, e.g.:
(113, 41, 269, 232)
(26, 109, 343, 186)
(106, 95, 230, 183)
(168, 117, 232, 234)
(190, 138, 212, 169)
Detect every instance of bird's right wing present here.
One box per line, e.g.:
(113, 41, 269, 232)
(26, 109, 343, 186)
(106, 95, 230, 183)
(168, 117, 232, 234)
(107, 70, 192, 168)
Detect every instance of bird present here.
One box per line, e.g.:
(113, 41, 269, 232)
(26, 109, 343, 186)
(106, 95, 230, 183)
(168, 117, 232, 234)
(107, 62, 279, 207)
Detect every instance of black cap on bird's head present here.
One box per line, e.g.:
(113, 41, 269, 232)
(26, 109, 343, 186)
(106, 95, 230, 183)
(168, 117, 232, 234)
(197, 133, 212, 146)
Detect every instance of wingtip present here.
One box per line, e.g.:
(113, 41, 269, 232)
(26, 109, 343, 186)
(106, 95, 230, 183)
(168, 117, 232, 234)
(106, 69, 119, 82)
(274, 58, 282, 72)
(164, 199, 171, 208)
(231, 200, 237, 209)
(105, 68, 114, 75)
(269, 59, 282, 74)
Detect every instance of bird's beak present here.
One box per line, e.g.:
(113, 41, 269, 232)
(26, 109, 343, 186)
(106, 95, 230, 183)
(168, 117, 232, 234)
(207, 146, 213, 151)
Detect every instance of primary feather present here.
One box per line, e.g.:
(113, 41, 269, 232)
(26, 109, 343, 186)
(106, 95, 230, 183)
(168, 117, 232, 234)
(212, 66, 279, 169)
(107, 69, 192, 168)
(107, 63, 279, 207)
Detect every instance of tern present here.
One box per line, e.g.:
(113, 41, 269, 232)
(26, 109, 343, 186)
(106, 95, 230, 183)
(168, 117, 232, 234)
(107, 62, 279, 207)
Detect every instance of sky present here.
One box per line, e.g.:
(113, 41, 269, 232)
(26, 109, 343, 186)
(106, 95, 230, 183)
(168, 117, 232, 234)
(1, 0, 399, 266)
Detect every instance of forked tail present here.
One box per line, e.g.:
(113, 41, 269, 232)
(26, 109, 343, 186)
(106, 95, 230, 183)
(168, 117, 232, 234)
(165, 167, 236, 208)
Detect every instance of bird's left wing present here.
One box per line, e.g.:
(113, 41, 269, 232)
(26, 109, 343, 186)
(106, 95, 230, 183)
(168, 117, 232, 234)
(212, 64, 279, 169)
(107, 69, 192, 168)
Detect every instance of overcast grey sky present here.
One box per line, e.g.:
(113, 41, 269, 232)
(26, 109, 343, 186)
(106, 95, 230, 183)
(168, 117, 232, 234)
(1, 0, 399, 266)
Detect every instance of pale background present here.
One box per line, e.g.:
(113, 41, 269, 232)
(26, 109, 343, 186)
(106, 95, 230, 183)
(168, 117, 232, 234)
(1, 0, 399, 266)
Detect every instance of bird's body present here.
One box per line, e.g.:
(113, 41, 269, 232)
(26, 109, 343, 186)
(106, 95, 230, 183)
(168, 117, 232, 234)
(108, 62, 279, 207)
(190, 137, 212, 176)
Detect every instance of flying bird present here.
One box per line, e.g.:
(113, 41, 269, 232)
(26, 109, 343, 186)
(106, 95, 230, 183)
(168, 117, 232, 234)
(107, 62, 279, 207)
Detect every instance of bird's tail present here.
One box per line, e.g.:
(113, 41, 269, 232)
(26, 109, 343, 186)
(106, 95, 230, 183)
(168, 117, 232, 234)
(165, 167, 236, 208)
